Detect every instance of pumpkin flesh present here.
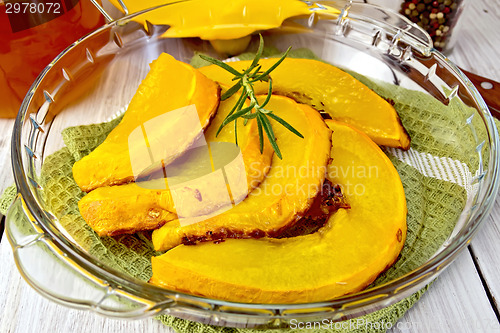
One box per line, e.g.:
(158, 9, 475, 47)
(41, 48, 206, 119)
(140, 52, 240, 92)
(150, 120, 407, 303)
(77, 92, 273, 236)
(72, 53, 221, 192)
(199, 58, 410, 149)
(152, 95, 332, 251)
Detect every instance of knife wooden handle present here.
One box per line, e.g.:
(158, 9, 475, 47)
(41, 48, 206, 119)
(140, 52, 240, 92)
(460, 68, 500, 119)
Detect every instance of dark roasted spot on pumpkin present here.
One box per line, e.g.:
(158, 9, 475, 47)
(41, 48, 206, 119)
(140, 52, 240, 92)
(180, 180, 349, 246)
(275, 179, 350, 238)
(194, 189, 202, 201)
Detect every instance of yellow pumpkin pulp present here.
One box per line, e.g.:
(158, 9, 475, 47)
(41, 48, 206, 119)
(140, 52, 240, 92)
(150, 120, 407, 303)
(152, 95, 332, 251)
(199, 58, 410, 149)
(72, 53, 221, 193)
(77, 91, 274, 236)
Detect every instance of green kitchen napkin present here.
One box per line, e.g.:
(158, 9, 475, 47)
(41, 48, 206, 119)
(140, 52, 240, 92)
(1, 49, 496, 333)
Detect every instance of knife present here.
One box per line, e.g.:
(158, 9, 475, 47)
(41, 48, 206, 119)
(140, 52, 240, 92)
(460, 68, 500, 120)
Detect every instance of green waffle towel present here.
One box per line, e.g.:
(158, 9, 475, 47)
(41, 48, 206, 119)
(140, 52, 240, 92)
(1, 48, 497, 332)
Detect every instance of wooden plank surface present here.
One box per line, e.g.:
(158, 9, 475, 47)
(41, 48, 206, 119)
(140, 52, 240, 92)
(0, 239, 166, 333)
(449, 0, 500, 326)
(389, 251, 500, 332)
(1, 0, 500, 332)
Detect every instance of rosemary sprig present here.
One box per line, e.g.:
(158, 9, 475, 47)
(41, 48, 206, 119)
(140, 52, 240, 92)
(199, 35, 303, 159)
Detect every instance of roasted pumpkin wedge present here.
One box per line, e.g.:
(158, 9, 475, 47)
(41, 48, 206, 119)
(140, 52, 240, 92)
(77, 92, 274, 237)
(152, 95, 332, 251)
(150, 120, 407, 303)
(199, 58, 410, 150)
(72, 53, 221, 192)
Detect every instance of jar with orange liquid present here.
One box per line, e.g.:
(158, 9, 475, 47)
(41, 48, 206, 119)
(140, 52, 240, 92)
(0, 0, 104, 118)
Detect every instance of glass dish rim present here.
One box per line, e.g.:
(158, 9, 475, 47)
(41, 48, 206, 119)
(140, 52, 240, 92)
(9, 0, 500, 313)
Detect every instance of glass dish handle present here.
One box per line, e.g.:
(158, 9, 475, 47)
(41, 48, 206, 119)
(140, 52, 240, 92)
(5, 195, 166, 318)
(331, 1, 434, 55)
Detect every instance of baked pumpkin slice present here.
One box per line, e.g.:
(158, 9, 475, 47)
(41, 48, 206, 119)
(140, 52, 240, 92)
(152, 95, 332, 251)
(150, 120, 407, 303)
(77, 92, 274, 236)
(199, 58, 410, 150)
(72, 53, 221, 193)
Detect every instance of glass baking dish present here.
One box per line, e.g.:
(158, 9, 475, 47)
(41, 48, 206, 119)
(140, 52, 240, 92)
(5, 0, 499, 328)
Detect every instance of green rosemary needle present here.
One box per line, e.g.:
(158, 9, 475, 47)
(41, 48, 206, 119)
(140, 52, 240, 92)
(199, 34, 303, 159)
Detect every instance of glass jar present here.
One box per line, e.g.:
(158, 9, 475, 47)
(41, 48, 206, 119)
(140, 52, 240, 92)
(399, 0, 468, 52)
(0, 0, 104, 118)
(354, 0, 468, 53)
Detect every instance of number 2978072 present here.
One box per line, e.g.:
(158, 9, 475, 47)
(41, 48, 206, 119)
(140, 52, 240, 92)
(5, 1, 61, 14)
